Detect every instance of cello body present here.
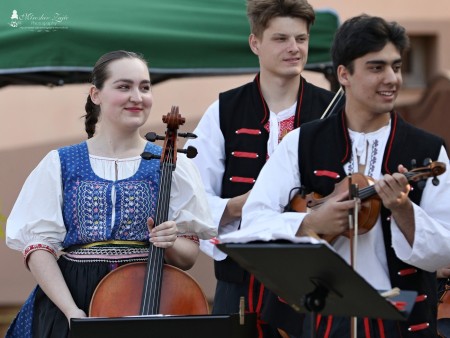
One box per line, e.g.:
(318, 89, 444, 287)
(89, 262, 209, 317)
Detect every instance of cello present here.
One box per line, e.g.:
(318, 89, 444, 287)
(89, 106, 209, 317)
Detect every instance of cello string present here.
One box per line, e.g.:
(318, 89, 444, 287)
(154, 151, 173, 310)
(92, 108, 210, 317)
(142, 142, 175, 314)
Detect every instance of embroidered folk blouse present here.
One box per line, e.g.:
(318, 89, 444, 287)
(6, 143, 216, 261)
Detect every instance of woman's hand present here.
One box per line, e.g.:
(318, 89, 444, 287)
(66, 308, 87, 327)
(27, 250, 86, 328)
(147, 217, 199, 270)
(148, 218, 178, 249)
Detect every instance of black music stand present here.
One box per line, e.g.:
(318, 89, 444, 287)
(217, 242, 417, 336)
(70, 313, 257, 338)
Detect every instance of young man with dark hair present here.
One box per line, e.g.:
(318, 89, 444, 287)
(238, 14, 450, 337)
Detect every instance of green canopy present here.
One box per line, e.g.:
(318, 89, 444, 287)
(0, 0, 339, 87)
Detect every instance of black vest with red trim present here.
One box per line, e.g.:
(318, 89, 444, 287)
(298, 110, 444, 337)
(216, 74, 338, 282)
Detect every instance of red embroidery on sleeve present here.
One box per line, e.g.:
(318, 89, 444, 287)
(209, 237, 220, 245)
(23, 243, 57, 269)
(178, 234, 200, 245)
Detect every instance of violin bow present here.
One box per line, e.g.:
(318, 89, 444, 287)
(320, 87, 344, 119)
(348, 177, 360, 338)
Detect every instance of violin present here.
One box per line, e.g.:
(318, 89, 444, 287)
(438, 282, 450, 320)
(89, 106, 209, 317)
(287, 160, 446, 242)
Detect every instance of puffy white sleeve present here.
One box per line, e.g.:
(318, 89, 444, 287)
(391, 146, 450, 271)
(6, 150, 66, 260)
(238, 129, 307, 239)
(169, 153, 217, 240)
(185, 100, 236, 259)
(185, 100, 230, 228)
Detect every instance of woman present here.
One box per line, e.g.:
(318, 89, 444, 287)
(5, 50, 216, 337)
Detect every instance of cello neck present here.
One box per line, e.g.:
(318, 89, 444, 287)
(140, 106, 184, 315)
(140, 161, 174, 315)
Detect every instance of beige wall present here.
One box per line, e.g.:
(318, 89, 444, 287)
(311, 0, 450, 75)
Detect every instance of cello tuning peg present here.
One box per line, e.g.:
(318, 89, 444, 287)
(410, 159, 417, 169)
(145, 132, 165, 142)
(423, 158, 432, 166)
(177, 145, 198, 159)
(141, 152, 161, 160)
(178, 132, 197, 139)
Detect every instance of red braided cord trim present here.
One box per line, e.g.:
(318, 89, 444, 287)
(23, 243, 57, 269)
(179, 234, 200, 245)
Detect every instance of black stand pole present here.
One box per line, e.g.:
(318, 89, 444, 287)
(303, 284, 329, 338)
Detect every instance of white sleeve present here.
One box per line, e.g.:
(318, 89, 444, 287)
(6, 150, 66, 255)
(236, 129, 307, 240)
(185, 100, 240, 259)
(185, 100, 230, 228)
(391, 146, 450, 271)
(169, 154, 217, 240)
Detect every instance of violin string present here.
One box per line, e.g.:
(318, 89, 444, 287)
(357, 171, 423, 201)
(357, 185, 374, 200)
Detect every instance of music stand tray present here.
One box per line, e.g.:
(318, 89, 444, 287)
(70, 313, 257, 338)
(217, 242, 416, 320)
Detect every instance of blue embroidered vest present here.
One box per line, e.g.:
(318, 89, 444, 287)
(58, 142, 162, 248)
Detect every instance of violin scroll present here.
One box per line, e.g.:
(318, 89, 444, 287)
(406, 160, 446, 187)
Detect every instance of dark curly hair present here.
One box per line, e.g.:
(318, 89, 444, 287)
(331, 14, 410, 76)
